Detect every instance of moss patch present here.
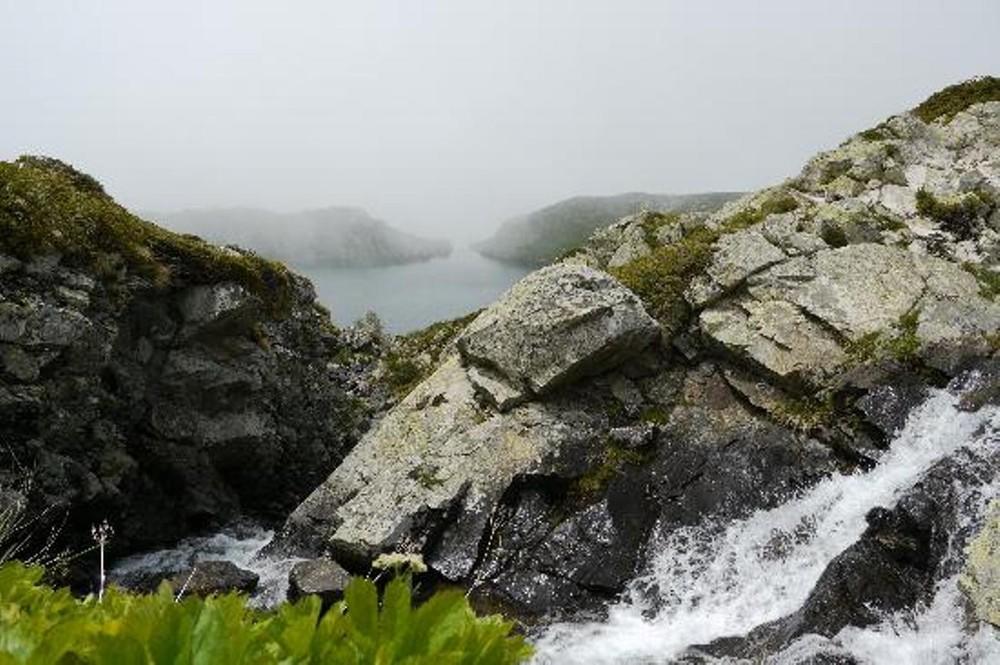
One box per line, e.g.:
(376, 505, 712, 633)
(913, 76, 1000, 123)
(611, 226, 718, 335)
(963, 263, 1000, 300)
(383, 311, 480, 398)
(637, 211, 682, 247)
(0, 156, 295, 317)
(769, 394, 835, 432)
(915, 188, 995, 240)
(570, 443, 648, 498)
(845, 310, 922, 364)
(611, 191, 799, 334)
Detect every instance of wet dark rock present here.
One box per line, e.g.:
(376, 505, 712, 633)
(701, 443, 999, 660)
(169, 560, 259, 597)
(0, 162, 388, 570)
(287, 558, 352, 607)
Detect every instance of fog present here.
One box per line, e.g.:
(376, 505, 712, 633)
(1, 0, 998, 243)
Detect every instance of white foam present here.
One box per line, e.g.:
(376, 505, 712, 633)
(110, 522, 302, 607)
(533, 389, 999, 664)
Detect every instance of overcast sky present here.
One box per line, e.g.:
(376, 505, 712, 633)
(1, 0, 998, 243)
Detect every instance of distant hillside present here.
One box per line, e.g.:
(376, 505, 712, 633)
(151, 207, 451, 268)
(474, 192, 742, 266)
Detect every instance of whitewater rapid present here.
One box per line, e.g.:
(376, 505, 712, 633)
(110, 523, 302, 608)
(533, 388, 1000, 664)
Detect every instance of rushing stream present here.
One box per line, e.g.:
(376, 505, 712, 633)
(533, 388, 1000, 664)
(109, 522, 302, 608)
(107, 388, 999, 663)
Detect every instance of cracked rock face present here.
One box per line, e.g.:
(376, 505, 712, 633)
(281, 355, 602, 579)
(699, 244, 999, 385)
(457, 263, 660, 399)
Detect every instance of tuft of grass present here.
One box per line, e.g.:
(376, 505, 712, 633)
(913, 76, 1000, 123)
(845, 310, 922, 364)
(0, 156, 296, 317)
(769, 394, 835, 432)
(611, 226, 719, 335)
(963, 263, 1000, 300)
(383, 311, 480, 399)
(915, 188, 995, 241)
(611, 190, 799, 334)
(722, 191, 800, 232)
(637, 211, 682, 247)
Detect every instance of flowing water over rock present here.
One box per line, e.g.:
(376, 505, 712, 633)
(533, 388, 1000, 664)
(109, 523, 302, 608)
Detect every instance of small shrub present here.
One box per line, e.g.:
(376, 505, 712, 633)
(611, 226, 719, 334)
(913, 76, 1000, 123)
(723, 191, 800, 231)
(0, 562, 532, 664)
(915, 188, 995, 240)
(845, 310, 922, 364)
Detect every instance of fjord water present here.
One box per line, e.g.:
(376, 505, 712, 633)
(534, 389, 1000, 664)
(294, 248, 530, 334)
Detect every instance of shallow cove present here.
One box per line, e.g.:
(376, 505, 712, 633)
(295, 248, 530, 333)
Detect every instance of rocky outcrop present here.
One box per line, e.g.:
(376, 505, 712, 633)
(277, 79, 1000, 631)
(0, 156, 387, 571)
(280, 262, 661, 576)
(457, 264, 659, 402)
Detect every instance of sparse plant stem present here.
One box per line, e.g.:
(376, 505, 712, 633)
(90, 520, 113, 603)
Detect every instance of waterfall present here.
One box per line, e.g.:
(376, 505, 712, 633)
(533, 388, 1000, 664)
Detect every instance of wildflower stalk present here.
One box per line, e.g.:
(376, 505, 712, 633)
(90, 520, 113, 603)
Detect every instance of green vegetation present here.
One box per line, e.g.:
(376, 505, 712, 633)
(818, 160, 852, 186)
(845, 310, 922, 364)
(721, 191, 800, 232)
(637, 211, 682, 247)
(858, 120, 896, 142)
(612, 191, 800, 334)
(0, 562, 531, 664)
(571, 443, 647, 498)
(913, 76, 1000, 123)
(611, 226, 718, 334)
(963, 262, 1000, 300)
(0, 156, 295, 317)
(769, 394, 835, 432)
(383, 311, 481, 399)
(915, 187, 995, 240)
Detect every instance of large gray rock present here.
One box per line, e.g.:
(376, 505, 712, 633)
(699, 244, 1000, 384)
(282, 355, 600, 579)
(457, 263, 659, 397)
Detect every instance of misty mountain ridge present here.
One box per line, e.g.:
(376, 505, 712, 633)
(474, 191, 744, 266)
(151, 206, 451, 268)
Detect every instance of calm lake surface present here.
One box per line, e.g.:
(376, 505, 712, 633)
(293, 249, 531, 334)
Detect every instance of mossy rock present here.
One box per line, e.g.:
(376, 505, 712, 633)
(913, 76, 1000, 123)
(382, 310, 480, 398)
(0, 155, 296, 318)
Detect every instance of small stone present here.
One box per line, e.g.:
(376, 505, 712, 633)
(170, 560, 259, 597)
(287, 558, 352, 606)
